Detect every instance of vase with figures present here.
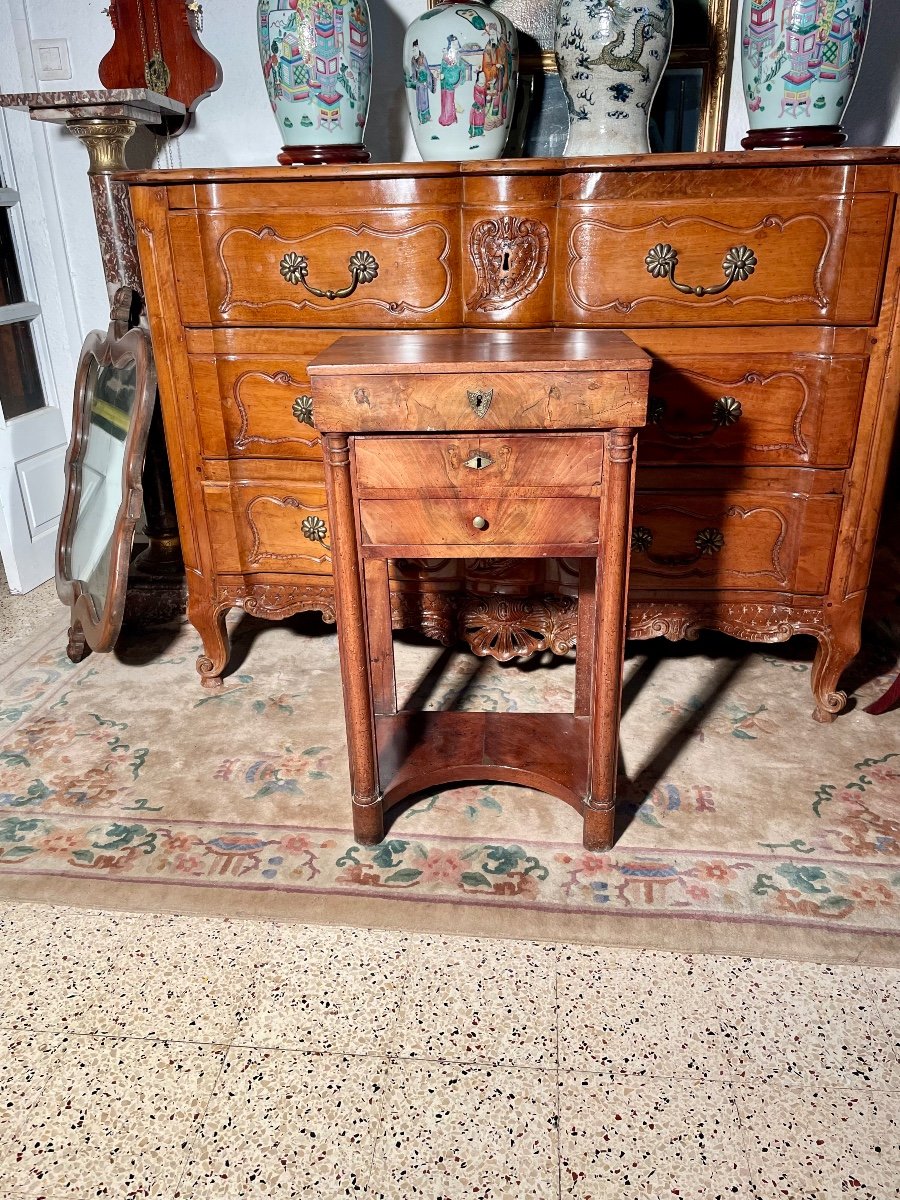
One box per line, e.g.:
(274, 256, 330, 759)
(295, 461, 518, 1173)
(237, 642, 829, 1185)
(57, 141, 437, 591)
(740, 0, 872, 148)
(402, 2, 519, 161)
(257, 0, 372, 165)
(554, 0, 673, 156)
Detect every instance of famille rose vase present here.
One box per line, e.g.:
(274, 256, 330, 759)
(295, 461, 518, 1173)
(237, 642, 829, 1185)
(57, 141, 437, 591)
(740, 0, 872, 148)
(554, 0, 673, 156)
(403, 2, 519, 161)
(257, 0, 372, 164)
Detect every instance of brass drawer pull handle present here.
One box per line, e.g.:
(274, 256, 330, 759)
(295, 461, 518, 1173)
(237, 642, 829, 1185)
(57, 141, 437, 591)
(292, 394, 314, 427)
(467, 388, 493, 418)
(279, 249, 379, 301)
(472, 515, 489, 531)
(647, 394, 743, 439)
(644, 243, 758, 297)
(301, 514, 330, 550)
(631, 524, 724, 566)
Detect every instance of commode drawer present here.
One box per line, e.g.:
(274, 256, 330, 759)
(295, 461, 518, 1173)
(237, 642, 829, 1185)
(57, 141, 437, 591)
(358, 495, 601, 553)
(629, 480, 842, 593)
(170, 206, 463, 328)
(558, 194, 893, 327)
(353, 433, 604, 496)
(640, 354, 868, 467)
(203, 480, 331, 575)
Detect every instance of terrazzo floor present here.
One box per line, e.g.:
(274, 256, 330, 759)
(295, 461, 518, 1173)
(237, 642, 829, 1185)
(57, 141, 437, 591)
(0, 900, 897, 1199)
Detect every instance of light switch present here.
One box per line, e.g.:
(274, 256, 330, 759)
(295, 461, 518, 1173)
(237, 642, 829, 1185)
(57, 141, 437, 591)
(31, 39, 72, 82)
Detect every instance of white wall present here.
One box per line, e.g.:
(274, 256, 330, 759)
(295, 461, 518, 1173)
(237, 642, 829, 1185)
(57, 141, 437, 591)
(4, 0, 899, 344)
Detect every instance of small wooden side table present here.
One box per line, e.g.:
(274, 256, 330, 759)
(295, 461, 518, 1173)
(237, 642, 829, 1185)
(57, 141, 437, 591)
(309, 331, 650, 851)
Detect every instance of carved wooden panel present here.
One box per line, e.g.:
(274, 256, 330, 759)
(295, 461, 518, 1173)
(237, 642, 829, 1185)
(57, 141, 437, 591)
(202, 481, 331, 575)
(558, 196, 892, 326)
(463, 210, 553, 326)
(629, 489, 841, 591)
(190, 356, 325, 460)
(172, 210, 462, 327)
(640, 354, 867, 467)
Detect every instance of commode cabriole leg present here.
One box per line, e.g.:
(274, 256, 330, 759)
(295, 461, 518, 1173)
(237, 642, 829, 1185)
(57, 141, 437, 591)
(324, 434, 384, 845)
(584, 429, 636, 851)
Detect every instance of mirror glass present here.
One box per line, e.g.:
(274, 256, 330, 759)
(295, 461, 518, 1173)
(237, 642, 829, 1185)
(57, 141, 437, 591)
(69, 356, 136, 614)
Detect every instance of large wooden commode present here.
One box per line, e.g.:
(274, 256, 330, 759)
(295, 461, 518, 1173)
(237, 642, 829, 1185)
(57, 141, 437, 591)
(127, 149, 900, 720)
(309, 330, 650, 850)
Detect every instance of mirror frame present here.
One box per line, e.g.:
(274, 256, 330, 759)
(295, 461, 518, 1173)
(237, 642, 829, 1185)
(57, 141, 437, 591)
(56, 289, 157, 653)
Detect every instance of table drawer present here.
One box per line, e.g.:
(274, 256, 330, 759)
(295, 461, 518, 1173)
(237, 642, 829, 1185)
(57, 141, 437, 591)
(203, 481, 331, 575)
(558, 194, 892, 327)
(314, 370, 645, 433)
(353, 434, 604, 496)
(170, 208, 462, 328)
(358, 496, 600, 552)
(641, 354, 867, 468)
(629, 485, 842, 592)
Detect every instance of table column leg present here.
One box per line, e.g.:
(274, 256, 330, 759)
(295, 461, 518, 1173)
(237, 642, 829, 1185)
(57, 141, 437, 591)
(324, 434, 384, 845)
(584, 429, 636, 851)
(364, 557, 397, 716)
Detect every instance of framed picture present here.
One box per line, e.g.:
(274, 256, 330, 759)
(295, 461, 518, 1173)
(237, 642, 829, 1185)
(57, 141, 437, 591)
(429, 0, 738, 156)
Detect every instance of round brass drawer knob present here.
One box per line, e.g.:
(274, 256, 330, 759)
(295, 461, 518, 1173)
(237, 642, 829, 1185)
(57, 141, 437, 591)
(472, 516, 488, 531)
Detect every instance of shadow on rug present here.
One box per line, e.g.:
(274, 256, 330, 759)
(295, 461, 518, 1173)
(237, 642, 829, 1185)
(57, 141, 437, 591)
(0, 607, 897, 965)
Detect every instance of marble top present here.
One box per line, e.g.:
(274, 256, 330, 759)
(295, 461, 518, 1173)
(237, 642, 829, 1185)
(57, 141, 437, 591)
(0, 89, 186, 123)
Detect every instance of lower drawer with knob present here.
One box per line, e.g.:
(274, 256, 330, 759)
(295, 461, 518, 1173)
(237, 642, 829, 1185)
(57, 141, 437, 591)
(629, 478, 842, 593)
(357, 494, 601, 556)
(202, 476, 332, 575)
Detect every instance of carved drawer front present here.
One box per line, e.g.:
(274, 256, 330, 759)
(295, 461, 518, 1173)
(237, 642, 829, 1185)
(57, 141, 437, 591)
(171, 209, 461, 327)
(190, 346, 335, 461)
(641, 355, 867, 467)
(314, 371, 645, 433)
(558, 195, 892, 327)
(358, 496, 600, 554)
(353, 434, 604, 496)
(203, 481, 331, 575)
(629, 487, 841, 592)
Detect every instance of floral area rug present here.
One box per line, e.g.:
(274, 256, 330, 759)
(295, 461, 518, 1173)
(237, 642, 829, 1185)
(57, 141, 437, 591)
(0, 604, 898, 964)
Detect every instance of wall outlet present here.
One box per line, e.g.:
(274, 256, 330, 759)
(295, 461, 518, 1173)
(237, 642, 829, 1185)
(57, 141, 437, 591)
(31, 39, 72, 83)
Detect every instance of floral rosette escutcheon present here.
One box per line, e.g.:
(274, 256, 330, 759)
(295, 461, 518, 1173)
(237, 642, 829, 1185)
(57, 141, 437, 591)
(257, 0, 372, 159)
(402, 2, 519, 161)
(740, 0, 872, 146)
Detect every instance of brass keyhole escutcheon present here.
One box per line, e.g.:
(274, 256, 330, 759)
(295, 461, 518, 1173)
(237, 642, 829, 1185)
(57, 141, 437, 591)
(472, 516, 488, 531)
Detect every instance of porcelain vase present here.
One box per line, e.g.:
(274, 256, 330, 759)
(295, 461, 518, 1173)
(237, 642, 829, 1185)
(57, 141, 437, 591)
(740, 0, 872, 148)
(257, 0, 372, 164)
(402, 1, 519, 162)
(554, 0, 673, 156)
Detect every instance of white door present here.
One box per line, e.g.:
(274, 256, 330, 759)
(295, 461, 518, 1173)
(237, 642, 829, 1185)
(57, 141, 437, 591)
(0, 168, 68, 594)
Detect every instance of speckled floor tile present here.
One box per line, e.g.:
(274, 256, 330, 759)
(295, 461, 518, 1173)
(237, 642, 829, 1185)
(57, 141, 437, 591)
(559, 1072, 752, 1198)
(237, 924, 411, 1054)
(0, 905, 131, 1033)
(0, 1034, 224, 1199)
(736, 1082, 900, 1200)
(391, 935, 557, 1067)
(868, 967, 900, 1067)
(0, 1033, 62, 1162)
(557, 947, 731, 1078)
(175, 1048, 385, 1197)
(76, 913, 267, 1043)
(366, 1061, 559, 1199)
(712, 958, 900, 1087)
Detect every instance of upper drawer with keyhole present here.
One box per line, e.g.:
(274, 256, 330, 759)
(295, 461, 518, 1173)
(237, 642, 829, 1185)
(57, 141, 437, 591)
(352, 434, 605, 497)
